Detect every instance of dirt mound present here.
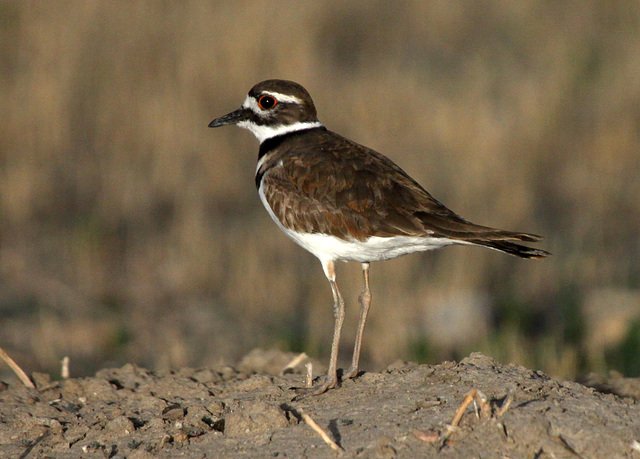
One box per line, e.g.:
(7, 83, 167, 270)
(1, 351, 639, 458)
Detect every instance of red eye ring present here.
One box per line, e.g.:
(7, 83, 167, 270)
(258, 95, 277, 110)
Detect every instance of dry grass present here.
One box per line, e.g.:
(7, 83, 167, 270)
(0, 1, 639, 380)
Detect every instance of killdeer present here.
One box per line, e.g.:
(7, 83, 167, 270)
(209, 79, 549, 397)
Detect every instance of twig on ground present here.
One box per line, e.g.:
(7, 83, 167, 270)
(477, 389, 491, 418)
(305, 362, 313, 388)
(414, 429, 440, 443)
(61, 356, 70, 379)
(450, 388, 479, 427)
(280, 352, 308, 375)
(495, 391, 514, 417)
(300, 409, 344, 454)
(0, 346, 35, 388)
(440, 388, 493, 448)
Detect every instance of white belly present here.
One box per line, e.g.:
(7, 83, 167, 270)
(258, 183, 456, 263)
(279, 230, 454, 263)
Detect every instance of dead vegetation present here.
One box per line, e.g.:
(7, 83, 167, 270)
(0, 1, 639, 383)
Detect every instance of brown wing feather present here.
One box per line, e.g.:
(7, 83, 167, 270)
(260, 129, 548, 257)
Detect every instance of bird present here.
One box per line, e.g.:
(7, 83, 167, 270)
(208, 79, 549, 397)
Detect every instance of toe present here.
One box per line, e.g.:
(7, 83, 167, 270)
(342, 366, 360, 380)
(292, 375, 338, 400)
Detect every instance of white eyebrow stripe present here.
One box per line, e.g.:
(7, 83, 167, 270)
(261, 91, 303, 104)
(241, 92, 303, 110)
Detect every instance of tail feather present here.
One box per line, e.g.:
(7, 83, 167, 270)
(412, 212, 549, 258)
(487, 230, 543, 243)
(471, 238, 550, 259)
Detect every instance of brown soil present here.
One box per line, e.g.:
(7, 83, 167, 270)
(1, 351, 639, 458)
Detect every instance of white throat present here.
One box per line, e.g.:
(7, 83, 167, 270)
(238, 120, 323, 143)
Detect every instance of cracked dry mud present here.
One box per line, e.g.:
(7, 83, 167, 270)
(1, 351, 639, 458)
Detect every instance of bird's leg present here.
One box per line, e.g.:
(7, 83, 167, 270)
(343, 262, 371, 380)
(294, 259, 345, 398)
(325, 277, 346, 384)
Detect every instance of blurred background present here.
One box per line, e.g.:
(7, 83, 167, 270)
(1, 1, 639, 383)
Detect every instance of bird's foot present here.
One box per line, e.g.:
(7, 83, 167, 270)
(292, 374, 338, 400)
(341, 365, 362, 381)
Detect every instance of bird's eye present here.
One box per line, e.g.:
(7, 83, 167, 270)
(258, 95, 277, 110)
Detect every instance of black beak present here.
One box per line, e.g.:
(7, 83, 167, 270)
(208, 107, 248, 128)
